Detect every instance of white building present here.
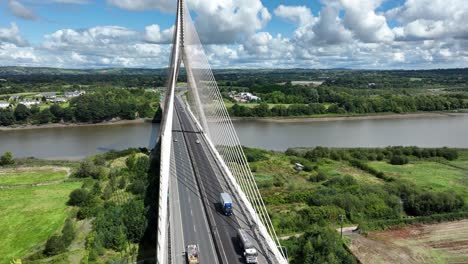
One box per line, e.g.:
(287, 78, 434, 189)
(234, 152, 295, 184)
(65, 90, 86, 98)
(19, 101, 40, 107)
(37, 92, 57, 99)
(51, 97, 67, 103)
(0, 101, 9, 109)
(9, 95, 20, 101)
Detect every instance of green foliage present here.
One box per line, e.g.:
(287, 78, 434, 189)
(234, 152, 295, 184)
(43, 218, 75, 256)
(285, 225, 357, 264)
(43, 235, 65, 256)
(127, 179, 146, 195)
(243, 147, 269, 162)
(14, 104, 30, 122)
(122, 199, 148, 243)
(0, 151, 14, 166)
(75, 159, 104, 179)
(68, 188, 89, 206)
(389, 155, 409, 165)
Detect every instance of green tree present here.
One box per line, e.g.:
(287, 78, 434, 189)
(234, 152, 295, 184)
(68, 188, 89, 206)
(14, 104, 31, 122)
(0, 109, 15, 126)
(36, 108, 53, 124)
(0, 151, 14, 166)
(122, 200, 147, 243)
(44, 235, 65, 256)
(61, 218, 75, 246)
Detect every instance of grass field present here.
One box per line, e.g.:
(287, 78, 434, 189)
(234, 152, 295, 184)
(369, 160, 468, 199)
(348, 220, 468, 264)
(0, 182, 81, 263)
(0, 167, 69, 186)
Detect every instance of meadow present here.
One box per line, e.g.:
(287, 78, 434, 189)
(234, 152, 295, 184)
(0, 167, 69, 186)
(0, 182, 80, 262)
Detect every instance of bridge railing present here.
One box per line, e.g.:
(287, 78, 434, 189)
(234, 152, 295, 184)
(156, 1, 182, 263)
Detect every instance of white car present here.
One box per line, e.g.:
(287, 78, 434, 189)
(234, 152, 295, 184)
(174, 138, 178, 142)
(196, 139, 200, 144)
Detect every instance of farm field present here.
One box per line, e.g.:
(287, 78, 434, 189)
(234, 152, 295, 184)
(0, 166, 69, 186)
(0, 165, 78, 263)
(369, 160, 468, 200)
(348, 220, 468, 264)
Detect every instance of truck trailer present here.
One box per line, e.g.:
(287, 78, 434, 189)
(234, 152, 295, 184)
(237, 229, 258, 263)
(219, 192, 233, 216)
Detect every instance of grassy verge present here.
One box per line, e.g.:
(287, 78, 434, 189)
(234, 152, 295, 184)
(0, 182, 81, 262)
(0, 167, 69, 185)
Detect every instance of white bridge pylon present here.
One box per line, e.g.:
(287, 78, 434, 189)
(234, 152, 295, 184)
(157, 0, 288, 263)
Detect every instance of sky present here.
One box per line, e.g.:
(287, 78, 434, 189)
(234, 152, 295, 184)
(0, 0, 467, 69)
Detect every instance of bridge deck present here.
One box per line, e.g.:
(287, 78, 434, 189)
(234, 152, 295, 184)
(168, 97, 269, 263)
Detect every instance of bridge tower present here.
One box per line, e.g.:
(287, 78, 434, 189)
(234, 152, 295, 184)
(156, 0, 288, 263)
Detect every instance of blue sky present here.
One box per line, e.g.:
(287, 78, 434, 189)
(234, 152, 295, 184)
(0, 0, 466, 69)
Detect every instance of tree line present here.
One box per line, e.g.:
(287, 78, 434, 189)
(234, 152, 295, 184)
(0, 88, 158, 126)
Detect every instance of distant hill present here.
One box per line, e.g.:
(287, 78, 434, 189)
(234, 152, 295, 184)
(0, 66, 466, 76)
(0, 67, 168, 75)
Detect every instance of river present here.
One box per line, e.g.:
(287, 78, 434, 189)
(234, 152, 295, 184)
(1, 114, 467, 160)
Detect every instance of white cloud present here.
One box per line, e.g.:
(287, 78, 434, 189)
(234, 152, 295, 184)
(49, 0, 89, 3)
(274, 5, 315, 26)
(1, 0, 467, 69)
(387, 0, 468, 41)
(107, 0, 175, 12)
(8, 0, 38, 21)
(108, 0, 271, 44)
(0, 22, 28, 46)
(144, 24, 174, 44)
(339, 0, 394, 43)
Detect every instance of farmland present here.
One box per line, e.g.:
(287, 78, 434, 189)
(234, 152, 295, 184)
(246, 147, 468, 263)
(0, 181, 80, 262)
(348, 220, 468, 264)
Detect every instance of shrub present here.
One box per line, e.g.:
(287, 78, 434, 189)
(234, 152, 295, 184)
(0, 151, 14, 166)
(75, 160, 100, 179)
(127, 179, 146, 195)
(44, 235, 65, 256)
(68, 188, 89, 206)
(389, 155, 409, 165)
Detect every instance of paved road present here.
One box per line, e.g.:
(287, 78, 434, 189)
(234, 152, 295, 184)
(169, 104, 219, 264)
(170, 97, 269, 264)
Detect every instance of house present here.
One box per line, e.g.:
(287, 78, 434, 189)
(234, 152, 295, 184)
(51, 97, 67, 103)
(64, 90, 86, 98)
(295, 163, 304, 171)
(19, 101, 39, 107)
(9, 95, 21, 101)
(229, 91, 261, 103)
(36, 92, 57, 99)
(0, 101, 9, 109)
(240, 92, 261, 102)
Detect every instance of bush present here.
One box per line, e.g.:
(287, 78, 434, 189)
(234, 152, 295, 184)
(127, 179, 146, 195)
(44, 235, 65, 256)
(389, 155, 409, 165)
(0, 151, 14, 166)
(68, 188, 89, 206)
(75, 160, 100, 179)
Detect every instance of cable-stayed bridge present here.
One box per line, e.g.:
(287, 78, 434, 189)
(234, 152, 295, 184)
(156, 1, 288, 263)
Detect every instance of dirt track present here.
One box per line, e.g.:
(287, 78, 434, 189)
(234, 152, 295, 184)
(348, 220, 468, 264)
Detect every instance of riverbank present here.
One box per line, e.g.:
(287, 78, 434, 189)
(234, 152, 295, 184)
(231, 111, 468, 123)
(0, 118, 155, 131)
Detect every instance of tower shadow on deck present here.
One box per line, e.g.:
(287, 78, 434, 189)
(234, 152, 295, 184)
(137, 141, 161, 263)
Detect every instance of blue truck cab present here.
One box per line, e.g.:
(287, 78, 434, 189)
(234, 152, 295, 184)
(220, 193, 233, 216)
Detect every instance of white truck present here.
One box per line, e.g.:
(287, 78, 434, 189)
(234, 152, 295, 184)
(186, 244, 199, 264)
(237, 229, 258, 263)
